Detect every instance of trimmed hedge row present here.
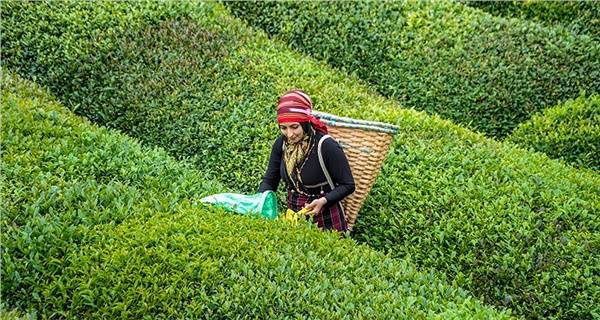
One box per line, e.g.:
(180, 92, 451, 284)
(224, 1, 600, 138)
(461, 0, 599, 40)
(1, 72, 511, 319)
(1, 70, 218, 314)
(3, 1, 599, 318)
(1, 0, 271, 192)
(507, 94, 600, 172)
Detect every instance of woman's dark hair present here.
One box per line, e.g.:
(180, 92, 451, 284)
(301, 122, 312, 135)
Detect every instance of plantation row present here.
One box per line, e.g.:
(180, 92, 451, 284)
(508, 94, 600, 172)
(225, 1, 600, 139)
(3, 1, 599, 318)
(462, 0, 600, 40)
(1, 71, 512, 318)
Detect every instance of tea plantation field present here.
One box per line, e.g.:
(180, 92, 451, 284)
(226, 1, 599, 139)
(2, 1, 598, 319)
(2, 70, 512, 319)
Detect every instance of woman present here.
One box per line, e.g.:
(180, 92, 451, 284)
(259, 89, 355, 231)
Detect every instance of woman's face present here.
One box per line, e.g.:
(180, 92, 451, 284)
(279, 122, 305, 144)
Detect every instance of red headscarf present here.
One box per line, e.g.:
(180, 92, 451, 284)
(277, 89, 328, 134)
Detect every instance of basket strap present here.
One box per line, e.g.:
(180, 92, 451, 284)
(317, 135, 334, 188)
(318, 135, 346, 218)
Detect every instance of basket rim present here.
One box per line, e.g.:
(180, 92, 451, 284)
(313, 111, 399, 134)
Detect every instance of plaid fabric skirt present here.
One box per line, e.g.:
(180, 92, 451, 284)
(287, 190, 348, 232)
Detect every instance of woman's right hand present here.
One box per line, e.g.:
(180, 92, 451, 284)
(304, 197, 327, 215)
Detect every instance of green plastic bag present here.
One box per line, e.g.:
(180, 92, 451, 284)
(200, 191, 278, 220)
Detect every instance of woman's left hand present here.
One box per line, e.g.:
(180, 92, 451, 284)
(305, 197, 327, 215)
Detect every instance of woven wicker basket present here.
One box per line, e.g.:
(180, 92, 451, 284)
(313, 111, 398, 231)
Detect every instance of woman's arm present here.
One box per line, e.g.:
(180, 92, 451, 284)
(322, 139, 355, 204)
(258, 137, 284, 192)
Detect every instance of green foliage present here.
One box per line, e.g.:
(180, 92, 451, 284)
(3, 1, 599, 318)
(1, 0, 274, 191)
(462, 0, 599, 40)
(508, 94, 600, 172)
(1, 72, 511, 319)
(358, 139, 600, 319)
(47, 209, 513, 319)
(224, 1, 600, 138)
(1, 71, 222, 313)
(0, 309, 31, 320)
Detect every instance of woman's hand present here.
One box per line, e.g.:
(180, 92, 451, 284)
(305, 197, 328, 215)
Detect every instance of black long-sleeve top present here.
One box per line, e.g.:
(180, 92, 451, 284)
(258, 133, 355, 205)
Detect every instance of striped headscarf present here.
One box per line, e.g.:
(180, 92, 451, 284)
(277, 89, 328, 134)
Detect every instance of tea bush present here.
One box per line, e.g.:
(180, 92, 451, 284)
(225, 1, 600, 138)
(0, 309, 26, 320)
(1, 72, 511, 319)
(1, 70, 221, 313)
(461, 0, 599, 40)
(3, 1, 599, 318)
(42, 209, 514, 319)
(1, 0, 272, 191)
(508, 94, 600, 172)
